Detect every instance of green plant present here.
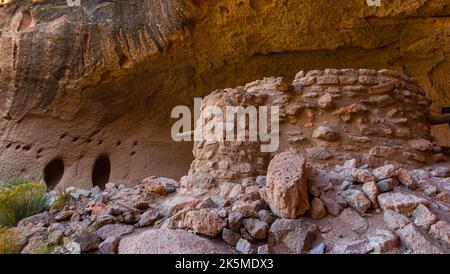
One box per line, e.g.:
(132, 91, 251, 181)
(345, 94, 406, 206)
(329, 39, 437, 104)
(0, 227, 22, 254)
(51, 189, 74, 211)
(2, 175, 31, 189)
(0, 180, 50, 227)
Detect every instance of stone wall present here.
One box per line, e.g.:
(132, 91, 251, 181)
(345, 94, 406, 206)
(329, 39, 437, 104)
(186, 69, 446, 185)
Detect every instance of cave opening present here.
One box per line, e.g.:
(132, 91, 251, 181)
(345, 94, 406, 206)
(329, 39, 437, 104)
(43, 158, 64, 189)
(92, 154, 111, 190)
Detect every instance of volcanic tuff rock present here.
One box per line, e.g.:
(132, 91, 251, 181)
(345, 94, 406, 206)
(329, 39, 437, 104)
(260, 152, 310, 219)
(2, 0, 450, 188)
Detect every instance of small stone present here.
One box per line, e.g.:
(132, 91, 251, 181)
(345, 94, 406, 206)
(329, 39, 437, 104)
(47, 230, 64, 246)
(122, 211, 141, 224)
(73, 232, 102, 253)
(96, 224, 134, 241)
(383, 209, 410, 230)
(312, 126, 340, 141)
(221, 228, 241, 246)
(137, 209, 161, 227)
(376, 178, 398, 193)
(341, 168, 376, 183)
(242, 218, 269, 240)
(342, 189, 371, 214)
(306, 147, 334, 160)
(331, 240, 371, 254)
(95, 214, 116, 226)
(369, 145, 395, 157)
(308, 243, 325, 254)
(362, 181, 379, 208)
(98, 236, 121, 254)
(64, 240, 81, 254)
(21, 236, 47, 254)
(310, 197, 327, 219)
(267, 219, 317, 254)
(372, 165, 396, 180)
(431, 167, 450, 178)
(54, 210, 75, 222)
(141, 176, 178, 195)
(231, 198, 263, 218)
(339, 208, 368, 234)
(257, 244, 270, 254)
(396, 224, 444, 254)
(133, 200, 150, 210)
(413, 204, 437, 230)
(236, 238, 256, 254)
(228, 212, 243, 232)
(408, 139, 433, 152)
(185, 209, 226, 237)
(255, 176, 267, 186)
(257, 210, 274, 224)
(322, 195, 343, 217)
(343, 159, 358, 168)
(378, 192, 428, 214)
(104, 206, 123, 216)
(369, 94, 395, 107)
(318, 93, 334, 109)
(397, 169, 417, 189)
(219, 183, 244, 199)
(367, 230, 399, 253)
(429, 221, 450, 248)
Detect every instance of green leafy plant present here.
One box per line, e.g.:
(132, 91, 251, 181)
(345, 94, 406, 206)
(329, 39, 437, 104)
(0, 178, 50, 227)
(0, 227, 22, 254)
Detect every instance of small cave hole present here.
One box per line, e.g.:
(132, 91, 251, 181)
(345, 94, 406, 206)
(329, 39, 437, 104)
(60, 133, 67, 139)
(37, 148, 43, 154)
(44, 158, 64, 189)
(98, 140, 103, 145)
(72, 137, 79, 142)
(119, 55, 132, 69)
(6, 143, 11, 148)
(116, 141, 121, 146)
(92, 154, 111, 190)
(15, 145, 21, 150)
(130, 151, 136, 156)
(22, 144, 31, 151)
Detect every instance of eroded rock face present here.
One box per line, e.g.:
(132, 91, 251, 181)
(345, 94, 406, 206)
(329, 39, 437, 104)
(1, 1, 450, 188)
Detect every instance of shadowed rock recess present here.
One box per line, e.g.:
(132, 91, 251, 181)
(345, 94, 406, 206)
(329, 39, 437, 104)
(2, 0, 450, 189)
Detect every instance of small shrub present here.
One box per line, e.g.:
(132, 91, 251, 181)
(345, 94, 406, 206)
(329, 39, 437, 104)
(3, 175, 30, 189)
(0, 227, 22, 254)
(0, 179, 50, 227)
(51, 189, 74, 211)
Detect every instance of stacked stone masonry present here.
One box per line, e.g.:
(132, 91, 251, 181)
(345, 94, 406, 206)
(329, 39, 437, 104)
(187, 69, 442, 185)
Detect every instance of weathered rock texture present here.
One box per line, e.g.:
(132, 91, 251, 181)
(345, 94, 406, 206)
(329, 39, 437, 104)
(1, 0, 450, 188)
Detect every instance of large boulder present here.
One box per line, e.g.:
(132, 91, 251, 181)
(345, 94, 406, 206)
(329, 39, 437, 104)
(260, 152, 310, 219)
(118, 229, 233, 254)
